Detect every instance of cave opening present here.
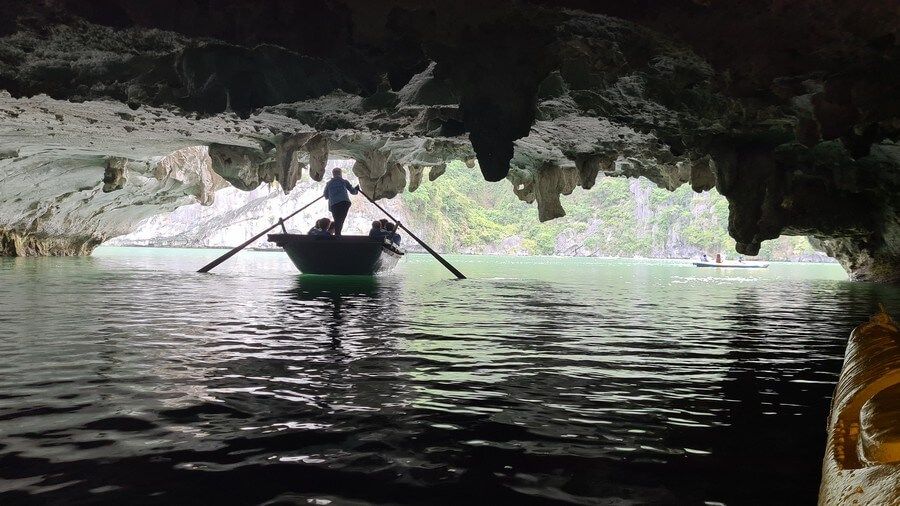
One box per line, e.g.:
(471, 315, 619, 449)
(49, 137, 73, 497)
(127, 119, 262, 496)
(97, 146, 831, 267)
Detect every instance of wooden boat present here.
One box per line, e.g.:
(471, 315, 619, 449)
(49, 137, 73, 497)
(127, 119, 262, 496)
(693, 260, 769, 269)
(267, 234, 404, 275)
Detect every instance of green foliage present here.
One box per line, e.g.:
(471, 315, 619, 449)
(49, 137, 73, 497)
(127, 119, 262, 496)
(400, 162, 820, 260)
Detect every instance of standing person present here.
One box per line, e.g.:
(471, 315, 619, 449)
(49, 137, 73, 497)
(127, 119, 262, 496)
(323, 167, 359, 236)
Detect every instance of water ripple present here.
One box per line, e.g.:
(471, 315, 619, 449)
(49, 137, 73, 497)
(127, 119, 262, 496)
(0, 249, 895, 504)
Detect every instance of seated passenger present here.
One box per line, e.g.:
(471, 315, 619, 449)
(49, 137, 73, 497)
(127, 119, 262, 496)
(384, 222, 401, 245)
(308, 218, 332, 236)
(369, 220, 385, 238)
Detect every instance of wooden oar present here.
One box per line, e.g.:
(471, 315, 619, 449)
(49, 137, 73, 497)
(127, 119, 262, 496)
(359, 189, 466, 280)
(197, 195, 324, 273)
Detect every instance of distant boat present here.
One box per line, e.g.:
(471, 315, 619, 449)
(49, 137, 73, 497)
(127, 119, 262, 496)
(693, 260, 769, 269)
(267, 234, 404, 275)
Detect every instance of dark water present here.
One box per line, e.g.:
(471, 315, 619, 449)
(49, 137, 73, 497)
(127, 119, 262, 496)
(2, 248, 899, 505)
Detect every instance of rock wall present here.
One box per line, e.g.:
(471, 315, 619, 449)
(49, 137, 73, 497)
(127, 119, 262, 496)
(0, 229, 100, 256)
(0, 0, 898, 281)
(104, 158, 415, 249)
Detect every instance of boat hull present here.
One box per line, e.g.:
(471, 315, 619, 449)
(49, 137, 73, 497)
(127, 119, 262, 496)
(267, 234, 403, 275)
(693, 261, 769, 268)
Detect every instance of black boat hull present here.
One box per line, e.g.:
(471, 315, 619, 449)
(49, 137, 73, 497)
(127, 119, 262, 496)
(267, 234, 403, 275)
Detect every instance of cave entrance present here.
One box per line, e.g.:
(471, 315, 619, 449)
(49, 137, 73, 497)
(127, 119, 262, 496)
(101, 148, 831, 267)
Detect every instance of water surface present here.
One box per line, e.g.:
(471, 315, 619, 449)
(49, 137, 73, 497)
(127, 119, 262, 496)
(1, 249, 898, 505)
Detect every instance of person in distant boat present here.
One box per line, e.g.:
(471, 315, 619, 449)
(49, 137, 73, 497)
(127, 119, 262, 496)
(323, 167, 359, 236)
(715, 253, 722, 263)
(384, 222, 401, 246)
(308, 217, 332, 236)
(701, 253, 709, 262)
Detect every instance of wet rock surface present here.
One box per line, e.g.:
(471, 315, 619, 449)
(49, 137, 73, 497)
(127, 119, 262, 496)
(0, 0, 898, 281)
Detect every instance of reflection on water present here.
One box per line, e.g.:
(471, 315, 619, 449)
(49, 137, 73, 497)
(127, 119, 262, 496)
(0, 249, 897, 504)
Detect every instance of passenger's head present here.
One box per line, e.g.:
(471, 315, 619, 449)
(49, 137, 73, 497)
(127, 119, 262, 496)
(379, 218, 388, 228)
(332, 167, 342, 179)
(371, 220, 382, 230)
(326, 222, 335, 233)
(384, 222, 395, 232)
(317, 217, 331, 229)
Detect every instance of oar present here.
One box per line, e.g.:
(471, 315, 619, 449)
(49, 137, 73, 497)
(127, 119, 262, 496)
(359, 189, 466, 280)
(197, 195, 324, 273)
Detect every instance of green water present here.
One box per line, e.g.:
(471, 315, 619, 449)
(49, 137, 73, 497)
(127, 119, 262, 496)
(1, 247, 896, 504)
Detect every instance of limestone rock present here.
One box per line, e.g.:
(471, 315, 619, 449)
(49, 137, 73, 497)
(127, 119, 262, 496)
(533, 164, 581, 222)
(102, 158, 127, 192)
(208, 144, 268, 191)
(689, 157, 717, 193)
(153, 146, 228, 206)
(306, 134, 329, 182)
(428, 163, 446, 182)
(0, 229, 102, 256)
(0, 0, 898, 283)
(407, 165, 425, 192)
